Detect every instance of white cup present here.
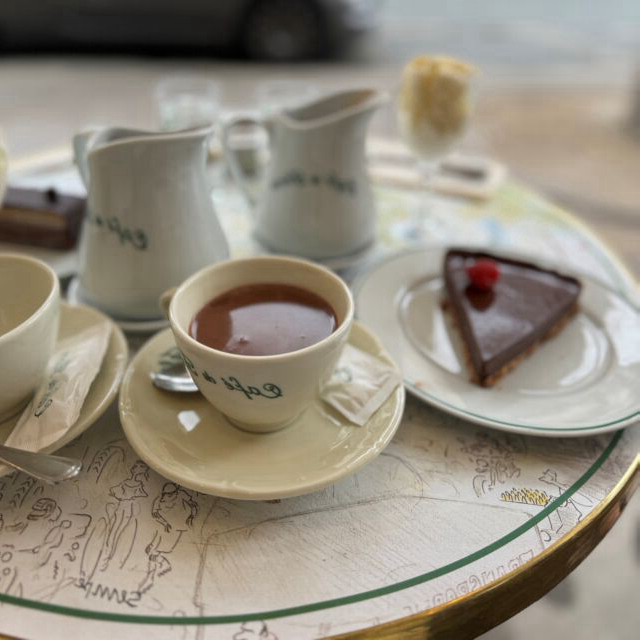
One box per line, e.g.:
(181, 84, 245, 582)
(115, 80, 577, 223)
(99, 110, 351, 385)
(162, 256, 354, 433)
(0, 253, 60, 422)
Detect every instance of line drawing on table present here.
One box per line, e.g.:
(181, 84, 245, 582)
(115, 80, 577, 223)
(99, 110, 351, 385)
(79, 460, 149, 583)
(537, 468, 596, 543)
(0, 547, 22, 597)
(4, 497, 61, 538)
(232, 620, 278, 640)
(86, 441, 127, 483)
(0, 411, 629, 639)
(8, 476, 44, 510)
(188, 493, 531, 625)
(458, 432, 524, 497)
(102, 460, 149, 568)
(138, 482, 199, 595)
(172, 434, 539, 622)
(18, 512, 92, 570)
(16, 512, 93, 603)
(378, 450, 429, 498)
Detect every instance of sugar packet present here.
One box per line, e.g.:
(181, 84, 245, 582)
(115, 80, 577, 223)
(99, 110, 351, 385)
(320, 344, 402, 426)
(4, 320, 111, 451)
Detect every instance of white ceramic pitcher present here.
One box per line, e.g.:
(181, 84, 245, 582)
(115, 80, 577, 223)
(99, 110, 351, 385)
(73, 126, 229, 320)
(222, 89, 387, 260)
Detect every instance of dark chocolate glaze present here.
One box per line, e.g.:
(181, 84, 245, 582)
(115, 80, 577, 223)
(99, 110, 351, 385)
(3, 186, 85, 216)
(444, 249, 581, 383)
(0, 187, 85, 250)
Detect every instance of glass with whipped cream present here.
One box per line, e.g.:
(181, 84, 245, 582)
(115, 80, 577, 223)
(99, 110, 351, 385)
(398, 55, 474, 162)
(397, 56, 475, 241)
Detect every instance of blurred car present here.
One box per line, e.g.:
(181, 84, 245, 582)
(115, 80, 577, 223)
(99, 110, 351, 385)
(0, 0, 380, 60)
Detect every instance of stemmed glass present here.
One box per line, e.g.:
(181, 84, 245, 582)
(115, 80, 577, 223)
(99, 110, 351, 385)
(396, 56, 475, 242)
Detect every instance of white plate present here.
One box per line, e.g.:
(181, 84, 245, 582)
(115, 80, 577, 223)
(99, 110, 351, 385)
(118, 322, 405, 500)
(66, 277, 168, 334)
(353, 247, 640, 437)
(0, 303, 128, 475)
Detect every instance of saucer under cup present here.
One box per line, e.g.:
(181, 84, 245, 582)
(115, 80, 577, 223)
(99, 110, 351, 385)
(119, 322, 405, 500)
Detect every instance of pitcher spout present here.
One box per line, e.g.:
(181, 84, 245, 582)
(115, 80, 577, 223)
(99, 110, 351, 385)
(73, 125, 214, 186)
(280, 89, 388, 129)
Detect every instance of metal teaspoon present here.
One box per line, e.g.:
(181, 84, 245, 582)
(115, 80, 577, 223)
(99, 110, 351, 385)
(150, 361, 199, 393)
(0, 444, 82, 484)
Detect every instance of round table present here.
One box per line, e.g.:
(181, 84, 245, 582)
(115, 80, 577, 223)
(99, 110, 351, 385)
(0, 160, 638, 640)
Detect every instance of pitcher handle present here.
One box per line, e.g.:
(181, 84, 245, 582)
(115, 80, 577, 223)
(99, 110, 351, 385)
(221, 115, 265, 214)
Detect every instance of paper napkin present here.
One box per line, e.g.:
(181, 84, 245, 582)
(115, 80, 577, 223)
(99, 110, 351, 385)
(5, 319, 111, 451)
(320, 344, 402, 426)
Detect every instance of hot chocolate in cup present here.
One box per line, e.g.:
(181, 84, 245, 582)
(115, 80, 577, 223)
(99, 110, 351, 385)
(0, 253, 60, 422)
(162, 256, 354, 433)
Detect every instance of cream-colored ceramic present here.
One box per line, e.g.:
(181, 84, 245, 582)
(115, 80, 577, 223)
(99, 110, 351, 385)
(164, 256, 354, 433)
(0, 302, 127, 476)
(73, 126, 229, 321)
(353, 246, 640, 437)
(119, 322, 404, 500)
(222, 90, 387, 260)
(0, 253, 60, 422)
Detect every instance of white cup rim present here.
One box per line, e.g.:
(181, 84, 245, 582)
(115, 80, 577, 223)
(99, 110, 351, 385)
(0, 253, 59, 345)
(169, 255, 354, 362)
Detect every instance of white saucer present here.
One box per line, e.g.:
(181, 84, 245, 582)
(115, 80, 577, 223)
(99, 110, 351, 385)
(0, 303, 128, 476)
(255, 236, 378, 273)
(118, 322, 405, 500)
(353, 247, 640, 437)
(66, 277, 168, 334)
(312, 242, 377, 272)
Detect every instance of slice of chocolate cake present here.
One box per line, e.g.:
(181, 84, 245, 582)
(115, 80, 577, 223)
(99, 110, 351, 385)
(0, 186, 85, 250)
(443, 249, 581, 387)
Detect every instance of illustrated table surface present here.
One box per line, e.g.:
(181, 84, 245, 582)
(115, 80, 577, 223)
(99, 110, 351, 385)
(0, 155, 638, 640)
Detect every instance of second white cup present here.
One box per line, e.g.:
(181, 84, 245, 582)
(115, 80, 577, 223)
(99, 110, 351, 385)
(0, 253, 60, 422)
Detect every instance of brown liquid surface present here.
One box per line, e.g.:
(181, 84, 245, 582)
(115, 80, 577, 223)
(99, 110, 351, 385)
(189, 283, 338, 356)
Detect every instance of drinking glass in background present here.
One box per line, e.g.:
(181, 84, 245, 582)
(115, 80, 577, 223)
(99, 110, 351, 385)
(155, 76, 222, 131)
(256, 80, 320, 118)
(235, 80, 321, 175)
(224, 80, 321, 180)
(396, 56, 475, 242)
(155, 76, 224, 185)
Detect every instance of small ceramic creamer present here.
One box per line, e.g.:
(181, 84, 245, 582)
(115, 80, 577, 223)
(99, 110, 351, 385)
(223, 89, 387, 260)
(73, 126, 229, 320)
